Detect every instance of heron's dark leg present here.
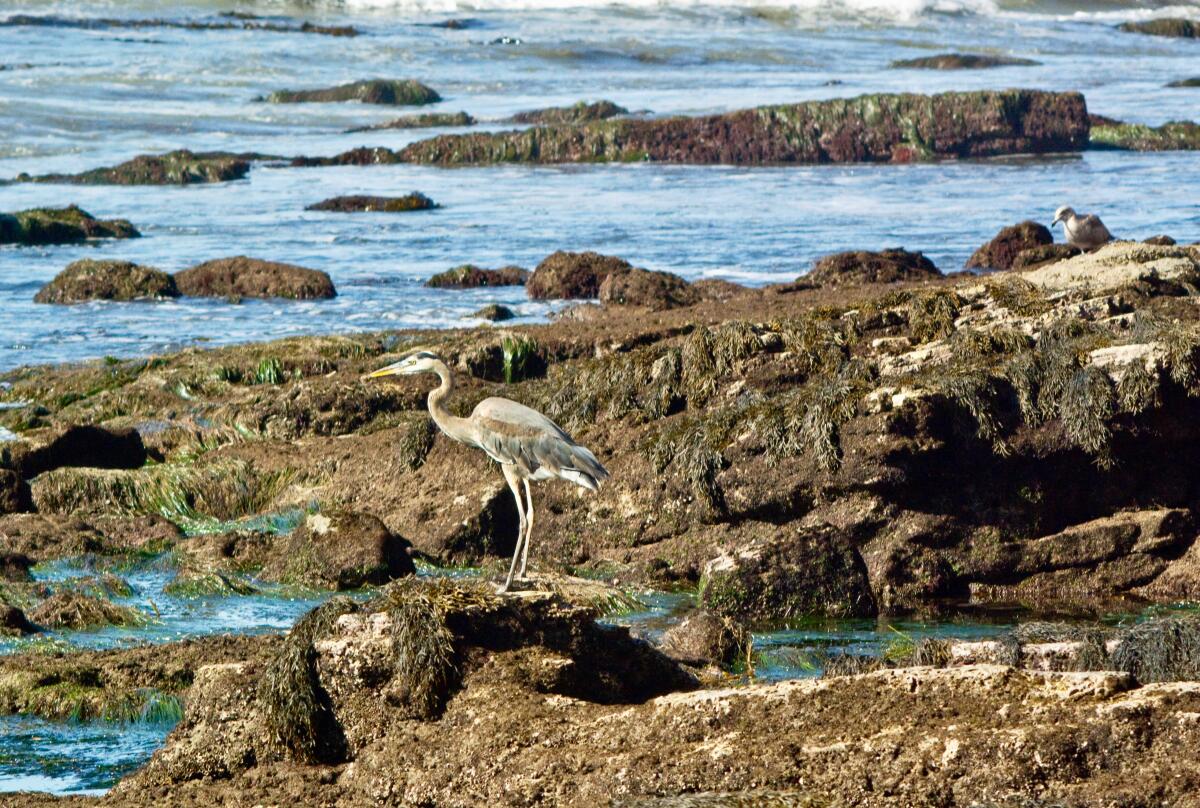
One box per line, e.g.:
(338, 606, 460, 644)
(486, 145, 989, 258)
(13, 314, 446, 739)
(519, 479, 534, 579)
(501, 465, 526, 593)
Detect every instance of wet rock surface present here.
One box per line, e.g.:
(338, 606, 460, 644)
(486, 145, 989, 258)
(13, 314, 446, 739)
(1090, 118, 1200, 151)
(0, 205, 139, 245)
(259, 511, 416, 590)
(396, 89, 1089, 165)
(33, 260, 178, 304)
(17, 149, 259, 185)
(426, 264, 529, 289)
(808, 248, 941, 285)
(175, 256, 336, 300)
(263, 79, 440, 106)
(890, 52, 1040, 69)
(305, 193, 437, 212)
(472, 303, 515, 321)
(345, 111, 475, 132)
(966, 220, 1054, 271)
(0, 13, 358, 37)
(598, 267, 699, 310)
(1118, 18, 1200, 38)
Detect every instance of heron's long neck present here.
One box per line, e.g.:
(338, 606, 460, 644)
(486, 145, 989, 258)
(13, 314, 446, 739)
(427, 362, 477, 446)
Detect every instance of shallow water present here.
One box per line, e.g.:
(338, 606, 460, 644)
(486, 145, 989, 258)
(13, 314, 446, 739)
(2, 0, 1199, 369)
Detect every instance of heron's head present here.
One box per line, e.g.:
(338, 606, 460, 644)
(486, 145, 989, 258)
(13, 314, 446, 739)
(368, 350, 441, 379)
(1052, 206, 1074, 227)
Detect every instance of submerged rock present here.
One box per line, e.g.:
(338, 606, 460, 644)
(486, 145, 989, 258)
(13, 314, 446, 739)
(260, 511, 415, 590)
(890, 52, 1040, 69)
(33, 259, 178, 304)
(659, 609, 747, 667)
(263, 79, 441, 106)
(966, 220, 1054, 271)
(1118, 18, 1200, 38)
(175, 256, 336, 300)
(1011, 242, 1081, 270)
(17, 149, 256, 185)
(1090, 119, 1200, 151)
(472, 304, 515, 322)
(306, 193, 438, 212)
(426, 264, 529, 289)
(598, 267, 699, 310)
(526, 250, 633, 299)
(346, 111, 476, 132)
(509, 99, 629, 124)
(0, 204, 139, 245)
(0, 469, 32, 515)
(1167, 77, 1200, 88)
(396, 89, 1088, 166)
(808, 248, 941, 286)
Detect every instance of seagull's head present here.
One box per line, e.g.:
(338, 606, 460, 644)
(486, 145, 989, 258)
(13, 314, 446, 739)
(1052, 206, 1075, 227)
(368, 349, 442, 379)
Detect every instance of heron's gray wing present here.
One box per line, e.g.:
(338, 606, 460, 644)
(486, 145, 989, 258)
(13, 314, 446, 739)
(472, 397, 610, 488)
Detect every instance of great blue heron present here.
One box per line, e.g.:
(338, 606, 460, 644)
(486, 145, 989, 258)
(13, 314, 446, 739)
(369, 350, 609, 592)
(1052, 206, 1113, 251)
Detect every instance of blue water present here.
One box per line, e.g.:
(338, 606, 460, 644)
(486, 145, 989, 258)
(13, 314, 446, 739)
(2, 0, 1200, 795)
(1, 0, 1199, 370)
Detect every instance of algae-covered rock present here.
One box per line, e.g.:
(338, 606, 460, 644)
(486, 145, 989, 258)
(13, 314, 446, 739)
(966, 221, 1054, 271)
(598, 267, 699, 310)
(305, 193, 438, 213)
(397, 89, 1088, 166)
(1090, 119, 1200, 151)
(175, 256, 336, 300)
(264, 79, 441, 106)
(18, 149, 254, 185)
(426, 264, 529, 289)
(0, 604, 36, 635)
(1011, 243, 1081, 270)
(472, 304, 515, 322)
(33, 259, 178, 304)
(526, 251, 632, 299)
(29, 590, 144, 629)
(261, 511, 415, 590)
(0, 204, 139, 245)
(1167, 77, 1200, 88)
(659, 609, 747, 667)
(346, 111, 475, 132)
(808, 248, 941, 286)
(509, 100, 628, 124)
(890, 53, 1040, 69)
(1143, 235, 1178, 246)
(5, 424, 146, 478)
(1118, 18, 1200, 38)
(0, 469, 32, 515)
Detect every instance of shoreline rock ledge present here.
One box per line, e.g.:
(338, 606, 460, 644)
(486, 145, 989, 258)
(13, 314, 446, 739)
(392, 89, 1088, 166)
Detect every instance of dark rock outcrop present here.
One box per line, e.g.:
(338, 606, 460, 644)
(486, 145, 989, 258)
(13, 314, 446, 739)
(175, 257, 336, 300)
(891, 53, 1040, 69)
(1167, 77, 1200, 88)
(598, 267, 699, 310)
(260, 511, 415, 590)
(0, 604, 36, 635)
(526, 251, 632, 299)
(1090, 119, 1200, 151)
(1011, 243, 1081, 270)
(396, 89, 1089, 166)
(305, 193, 438, 212)
(0, 204, 139, 245)
(0, 12, 358, 36)
(18, 149, 256, 185)
(1144, 235, 1178, 246)
(426, 264, 529, 289)
(472, 304, 515, 322)
(509, 100, 628, 125)
(1118, 18, 1200, 38)
(33, 260, 178, 303)
(966, 221, 1054, 271)
(659, 609, 747, 667)
(0, 469, 32, 515)
(3, 424, 147, 478)
(808, 248, 941, 285)
(263, 79, 440, 106)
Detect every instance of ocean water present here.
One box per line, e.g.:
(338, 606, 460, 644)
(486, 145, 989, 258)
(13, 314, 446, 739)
(2, 0, 1200, 794)
(1, 0, 1199, 370)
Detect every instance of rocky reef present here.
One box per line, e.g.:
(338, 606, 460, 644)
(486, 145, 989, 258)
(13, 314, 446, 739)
(393, 89, 1088, 166)
(965, 220, 1054, 271)
(890, 53, 1040, 69)
(345, 111, 475, 132)
(262, 79, 441, 106)
(509, 99, 629, 124)
(1090, 118, 1200, 151)
(16, 150, 260, 185)
(174, 257, 336, 300)
(306, 193, 438, 213)
(0, 205, 139, 245)
(425, 264, 530, 289)
(1118, 18, 1200, 39)
(33, 260, 178, 304)
(0, 12, 358, 37)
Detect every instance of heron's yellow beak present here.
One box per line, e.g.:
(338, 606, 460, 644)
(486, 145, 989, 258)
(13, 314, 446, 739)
(368, 363, 403, 379)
